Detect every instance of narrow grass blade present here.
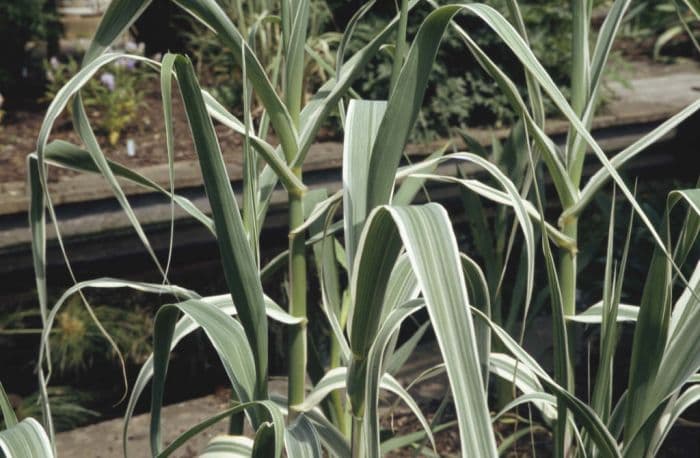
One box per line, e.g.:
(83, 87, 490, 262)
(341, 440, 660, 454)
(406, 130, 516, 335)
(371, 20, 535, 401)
(567, 0, 591, 175)
(34, 142, 214, 233)
(293, 367, 346, 414)
(365, 9, 454, 212)
(27, 158, 47, 327)
(523, 128, 572, 457)
(294, 0, 420, 166)
(414, 153, 535, 325)
(413, 2, 579, 207)
(254, 2, 420, 224)
(281, 0, 310, 126)
(160, 53, 178, 279)
(564, 99, 700, 220)
(72, 94, 166, 275)
(385, 321, 430, 375)
(566, 0, 632, 183)
(32, 278, 196, 456)
(0, 383, 17, 428)
(503, 0, 545, 125)
(335, 0, 377, 78)
(82, 0, 151, 64)
(670, 260, 700, 335)
(379, 421, 457, 455)
(28, 157, 52, 441)
(293, 365, 434, 453)
(203, 91, 304, 193)
(461, 254, 491, 388)
(251, 410, 285, 458)
(172, 0, 298, 158)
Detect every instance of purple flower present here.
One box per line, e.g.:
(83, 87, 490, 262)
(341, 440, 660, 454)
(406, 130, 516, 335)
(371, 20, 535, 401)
(100, 72, 116, 91)
(116, 57, 136, 70)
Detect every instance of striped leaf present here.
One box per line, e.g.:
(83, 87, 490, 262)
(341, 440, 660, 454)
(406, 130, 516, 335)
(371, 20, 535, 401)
(0, 419, 54, 458)
(171, 55, 269, 401)
(348, 204, 497, 457)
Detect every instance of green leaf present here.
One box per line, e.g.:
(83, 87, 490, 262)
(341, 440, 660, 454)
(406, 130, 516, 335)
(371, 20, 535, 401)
(157, 401, 281, 457)
(0, 383, 17, 428)
(567, 302, 639, 324)
(564, 99, 700, 220)
(171, 55, 269, 401)
(342, 100, 387, 273)
(203, 91, 305, 193)
(32, 142, 214, 233)
(490, 353, 556, 422)
(0, 419, 54, 458)
(172, 0, 298, 158)
(651, 385, 700, 455)
(348, 204, 497, 457)
(363, 300, 435, 456)
(285, 415, 322, 458)
(83, 0, 152, 64)
(149, 299, 257, 454)
(623, 190, 700, 452)
(303, 409, 351, 458)
(123, 293, 299, 456)
(200, 435, 253, 457)
(471, 308, 621, 457)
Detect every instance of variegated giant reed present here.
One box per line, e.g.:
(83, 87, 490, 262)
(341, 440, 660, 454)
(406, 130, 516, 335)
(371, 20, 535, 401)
(1, 0, 699, 457)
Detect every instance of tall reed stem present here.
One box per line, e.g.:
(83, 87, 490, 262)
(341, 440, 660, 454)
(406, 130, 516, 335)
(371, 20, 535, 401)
(288, 170, 307, 415)
(351, 416, 365, 458)
(559, 215, 578, 456)
(283, 1, 310, 418)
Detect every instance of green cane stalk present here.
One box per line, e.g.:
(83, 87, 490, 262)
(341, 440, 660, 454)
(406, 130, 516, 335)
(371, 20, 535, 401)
(283, 0, 311, 418)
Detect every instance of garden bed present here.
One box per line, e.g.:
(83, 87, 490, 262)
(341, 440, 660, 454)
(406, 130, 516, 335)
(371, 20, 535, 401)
(0, 58, 697, 221)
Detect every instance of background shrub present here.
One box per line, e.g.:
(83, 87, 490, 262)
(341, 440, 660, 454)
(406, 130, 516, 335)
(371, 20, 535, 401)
(0, 0, 61, 108)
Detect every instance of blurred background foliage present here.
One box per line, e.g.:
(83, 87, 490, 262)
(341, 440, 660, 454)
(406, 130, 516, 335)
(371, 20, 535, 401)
(0, 0, 62, 108)
(1, 0, 698, 138)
